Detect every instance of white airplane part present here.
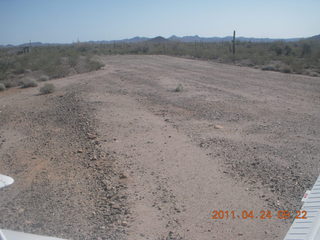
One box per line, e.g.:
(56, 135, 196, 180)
(0, 230, 7, 240)
(0, 174, 66, 240)
(0, 174, 14, 189)
(0, 229, 66, 240)
(284, 175, 320, 240)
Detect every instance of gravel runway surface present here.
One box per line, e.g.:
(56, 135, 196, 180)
(1, 55, 320, 240)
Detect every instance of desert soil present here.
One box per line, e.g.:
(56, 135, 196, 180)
(1, 55, 320, 240)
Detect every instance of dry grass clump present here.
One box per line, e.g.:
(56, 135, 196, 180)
(261, 65, 276, 71)
(38, 75, 50, 81)
(39, 83, 55, 94)
(21, 78, 38, 88)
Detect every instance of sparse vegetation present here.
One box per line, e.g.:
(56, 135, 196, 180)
(0, 45, 105, 87)
(81, 38, 319, 76)
(39, 83, 55, 94)
(21, 78, 38, 88)
(0, 83, 6, 91)
(0, 38, 319, 88)
(174, 83, 183, 92)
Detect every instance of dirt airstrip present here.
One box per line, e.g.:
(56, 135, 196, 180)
(1, 55, 320, 240)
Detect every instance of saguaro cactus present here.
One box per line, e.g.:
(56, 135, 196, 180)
(232, 30, 236, 56)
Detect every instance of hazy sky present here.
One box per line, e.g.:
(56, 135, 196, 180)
(0, 0, 319, 45)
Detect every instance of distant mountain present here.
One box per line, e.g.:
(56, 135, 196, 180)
(19, 42, 47, 47)
(117, 36, 149, 43)
(3, 34, 318, 47)
(309, 34, 320, 40)
(167, 35, 302, 43)
(88, 36, 149, 44)
(147, 36, 170, 43)
(111, 35, 304, 43)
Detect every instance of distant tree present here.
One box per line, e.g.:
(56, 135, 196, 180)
(301, 43, 311, 57)
(275, 46, 282, 56)
(284, 45, 292, 56)
(270, 44, 283, 56)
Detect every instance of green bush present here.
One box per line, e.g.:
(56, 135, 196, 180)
(0, 83, 6, 91)
(39, 83, 55, 94)
(21, 78, 38, 88)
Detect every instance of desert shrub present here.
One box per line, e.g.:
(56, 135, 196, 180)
(87, 59, 104, 71)
(39, 83, 55, 94)
(291, 63, 303, 74)
(12, 62, 25, 74)
(21, 78, 38, 88)
(2, 80, 18, 88)
(0, 39, 319, 80)
(38, 75, 50, 81)
(68, 55, 79, 67)
(280, 67, 292, 73)
(261, 65, 276, 71)
(174, 83, 183, 92)
(0, 83, 6, 91)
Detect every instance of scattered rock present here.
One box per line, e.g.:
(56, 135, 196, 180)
(121, 221, 128, 227)
(87, 133, 97, 139)
(119, 173, 127, 179)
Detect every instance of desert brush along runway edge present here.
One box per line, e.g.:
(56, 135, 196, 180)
(0, 174, 65, 240)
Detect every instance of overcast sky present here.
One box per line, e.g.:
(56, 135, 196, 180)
(0, 0, 319, 45)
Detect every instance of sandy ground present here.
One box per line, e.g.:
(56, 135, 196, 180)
(1, 55, 320, 240)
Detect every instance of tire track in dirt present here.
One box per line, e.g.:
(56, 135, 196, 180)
(86, 74, 288, 240)
(0, 77, 128, 240)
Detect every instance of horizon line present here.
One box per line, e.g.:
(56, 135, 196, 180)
(1, 33, 319, 46)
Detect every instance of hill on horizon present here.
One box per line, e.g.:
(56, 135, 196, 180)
(1, 34, 320, 47)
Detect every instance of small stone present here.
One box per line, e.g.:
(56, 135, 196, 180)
(121, 221, 128, 226)
(77, 149, 83, 153)
(18, 208, 25, 213)
(214, 125, 224, 129)
(112, 204, 121, 209)
(87, 133, 97, 139)
(119, 173, 127, 179)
